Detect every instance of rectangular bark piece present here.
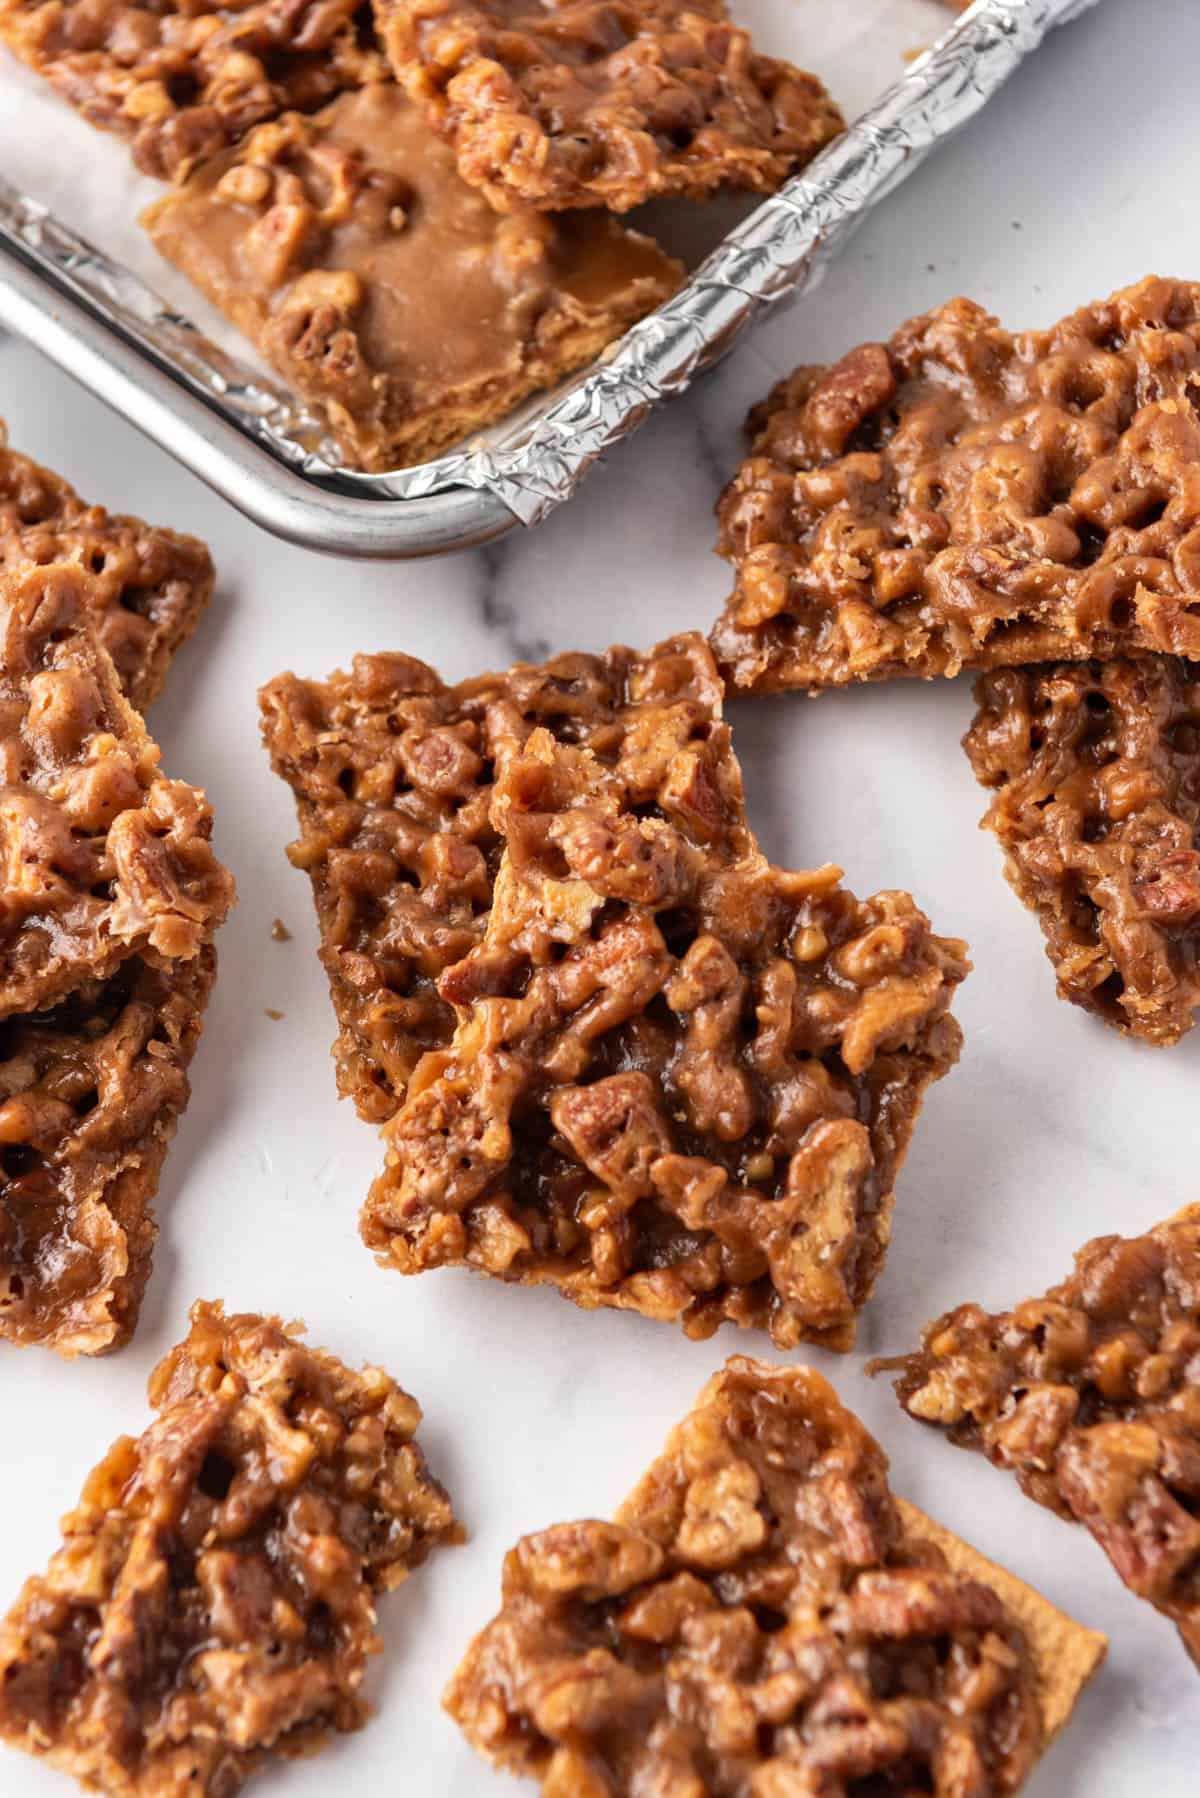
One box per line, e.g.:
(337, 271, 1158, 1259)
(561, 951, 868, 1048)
(712, 277, 1200, 693)
(0, 1300, 461, 1795)
(447, 1357, 1104, 1795)
(0, 0, 385, 181)
(875, 1204, 1200, 1671)
(362, 722, 967, 1349)
(0, 422, 213, 710)
(375, 0, 843, 213)
(964, 656, 1200, 1046)
(0, 947, 215, 1357)
(143, 84, 683, 472)
(260, 632, 744, 1123)
(0, 561, 234, 1020)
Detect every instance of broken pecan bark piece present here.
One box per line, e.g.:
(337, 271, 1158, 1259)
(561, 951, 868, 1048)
(0, 562, 234, 1019)
(363, 724, 967, 1349)
(0, 948, 214, 1357)
(447, 1357, 1104, 1795)
(875, 1204, 1200, 1669)
(375, 0, 843, 213)
(260, 631, 745, 1122)
(0, 423, 212, 710)
(964, 656, 1200, 1045)
(713, 278, 1200, 693)
(0, 1300, 460, 1794)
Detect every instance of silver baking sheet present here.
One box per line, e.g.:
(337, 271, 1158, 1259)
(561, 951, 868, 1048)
(0, 0, 1099, 557)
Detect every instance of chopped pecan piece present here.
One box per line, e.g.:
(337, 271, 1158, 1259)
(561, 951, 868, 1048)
(363, 723, 967, 1348)
(964, 656, 1200, 1045)
(0, 1300, 461, 1794)
(0, 422, 213, 709)
(143, 85, 681, 471)
(712, 278, 1200, 693)
(0, 0, 384, 180)
(0, 563, 234, 1019)
(875, 1204, 1200, 1670)
(447, 1357, 1104, 1796)
(375, 0, 843, 213)
(260, 632, 745, 1122)
(0, 948, 214, 1357)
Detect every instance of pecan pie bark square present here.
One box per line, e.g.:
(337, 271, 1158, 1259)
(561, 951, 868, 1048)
(0, 1301, 461, 1795)
(260, 632, 744, 1123)
(143, 84, 682, 472)
(374, 0, 842, 214)
(447, 1357, 1105, 1795)
(0, 425, 213, 710)
(712, 278, 1200, 694)
(362, 725, 967, 1349)
(0, 562, 234, 1019)
(0, 947, 215, 1358)
(875, 1205, 1200, 1670)
(0, 0, 384, 181)
(964, 657, 1200, 1045)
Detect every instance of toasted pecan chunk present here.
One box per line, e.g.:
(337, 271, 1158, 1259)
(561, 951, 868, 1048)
(0, 1300, 461, 1794)
(875, 1204, 1200, 1670)
(363, 725, 967, 1349)
(260, 632, 744, 1123)
(964, 657, 1200, 1045)
(713, 277, 1200, 693)
(375, 0, 842, 214)
(447, 1357, 1103, 1795)
(0, 0, 384, 181)
(0, 947, 214, 1358)
(0, 563, 233, 1019)
(0, 424, 213, 709)
(143, 84, 682, 472)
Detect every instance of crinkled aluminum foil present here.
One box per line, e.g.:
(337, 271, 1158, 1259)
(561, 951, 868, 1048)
(0, 0, 1098, 537)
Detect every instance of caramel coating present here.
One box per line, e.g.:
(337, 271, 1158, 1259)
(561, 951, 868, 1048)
(448, 1358, 1046, 1795)
(713, 278, 1200, 692)
(260, 633, 742, 1123)
(143, 85, 682, 472)
(0, 564, 234, 1019)
(0, 424, 213, 710)
(876, 1205, 1200, 1671)
(364, 723, 967, 1349)
(0, 0, 383, 180)
(0, 1301, 461, 1795)
(377, 0, 843, 212)
(964, 656, 1200, 1045)
(0, 948, 214, 1357)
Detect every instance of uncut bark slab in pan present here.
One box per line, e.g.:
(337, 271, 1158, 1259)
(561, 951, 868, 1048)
(375, 0, 843, 212)
(0, 946, 215, 1358)
(0, 423, 213, 710)
(260, 632, 744, 1122)
(875, 1203, 1200, 1671)
(0, 562, 233, 1021)
(964, 656, 1200, 1045)
(143, 85, 683, 472)
(712, 277, 1200, 694)
(363, 725, 967, 1349)
(447, 1357, 1104, 1796)
(0, 1301, 461, 1795)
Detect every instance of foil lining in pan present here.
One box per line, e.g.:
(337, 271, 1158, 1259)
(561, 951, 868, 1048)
(0, 0, 1098, 537)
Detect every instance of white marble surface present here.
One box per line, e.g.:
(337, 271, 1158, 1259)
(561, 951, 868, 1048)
(2, 0, 1199, 1792)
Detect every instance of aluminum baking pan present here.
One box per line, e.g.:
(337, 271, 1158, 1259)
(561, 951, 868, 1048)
(0, 0, 1098, 560)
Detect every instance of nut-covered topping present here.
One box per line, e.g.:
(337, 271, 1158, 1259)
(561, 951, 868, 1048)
(363, 708, 967, 1350)
(964, 656, 1200, 1045)
(713, 278, 1200, 693)
(447, 1358, 1049, 1796)
(0, 1301, 460, 1791)
(875, 1204, 1200, 1670)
